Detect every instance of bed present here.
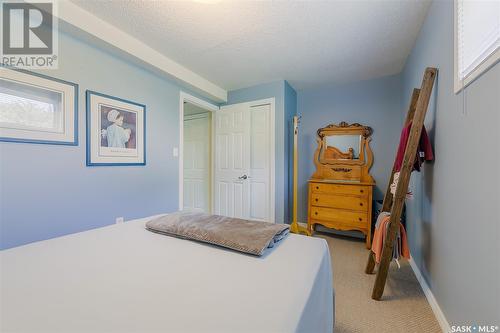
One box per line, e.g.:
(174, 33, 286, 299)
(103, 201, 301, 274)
(1, 215, 334, 333)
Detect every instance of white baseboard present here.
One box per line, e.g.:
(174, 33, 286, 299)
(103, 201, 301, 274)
(408, 257, 451, 333)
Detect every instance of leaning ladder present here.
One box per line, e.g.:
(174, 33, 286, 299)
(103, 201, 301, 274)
(365, 67, 437, 300)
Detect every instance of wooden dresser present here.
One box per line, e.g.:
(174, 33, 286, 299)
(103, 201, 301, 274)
(307, 122, 375, 248)
(308, 180, 373, 248)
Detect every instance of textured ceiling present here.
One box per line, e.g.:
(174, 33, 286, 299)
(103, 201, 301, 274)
(70, 0, 431, 91)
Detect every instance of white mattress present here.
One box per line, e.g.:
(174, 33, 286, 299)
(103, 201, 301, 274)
(1, 216, 334, 333)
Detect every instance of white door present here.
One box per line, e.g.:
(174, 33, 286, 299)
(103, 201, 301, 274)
(248, 104, 271, 221)
(183, 113, 211, 213)
(214, 102, 273, 222)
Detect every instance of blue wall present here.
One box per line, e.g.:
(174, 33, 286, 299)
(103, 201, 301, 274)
(0, 31, 215, 249)
(401, 0, 499, 325)
(296, 74, 403, 223)
(226, 80, 297, 224)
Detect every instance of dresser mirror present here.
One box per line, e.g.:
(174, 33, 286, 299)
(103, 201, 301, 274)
(323, 134, 361, 160)
(312, 122, 374, 183)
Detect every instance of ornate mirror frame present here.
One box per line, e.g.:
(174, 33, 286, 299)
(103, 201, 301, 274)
(311, 122, 375, 183)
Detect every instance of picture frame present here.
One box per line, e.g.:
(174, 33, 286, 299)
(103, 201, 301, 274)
(0, 67, 78, 145)
(86, 90, 146, 166)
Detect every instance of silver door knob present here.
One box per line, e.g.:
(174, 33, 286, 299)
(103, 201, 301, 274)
(238, 175, 248, 180)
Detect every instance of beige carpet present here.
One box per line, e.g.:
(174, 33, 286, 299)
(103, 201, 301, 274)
(315, 232, 442, 333)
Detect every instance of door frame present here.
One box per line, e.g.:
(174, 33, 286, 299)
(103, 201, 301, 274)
(179, 91, 218, 211)
(217, 98, 276, 223)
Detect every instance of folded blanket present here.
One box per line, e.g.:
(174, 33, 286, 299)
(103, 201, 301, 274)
(145, 211, 290, 256)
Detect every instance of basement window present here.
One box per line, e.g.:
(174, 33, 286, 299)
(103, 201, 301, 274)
(454, 0, 500, 93)
(0, 80, 63, 133)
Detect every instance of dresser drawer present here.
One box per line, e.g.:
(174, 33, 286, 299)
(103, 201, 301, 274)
(311, 193, 368, 211)
(310, 206, 368, 225)
(310, 182, 369, 196)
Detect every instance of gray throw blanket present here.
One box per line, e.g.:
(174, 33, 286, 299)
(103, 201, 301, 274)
(145, 211, 290, 256)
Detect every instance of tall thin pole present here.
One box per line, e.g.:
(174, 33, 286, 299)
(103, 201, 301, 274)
(290, 115, 310, 236)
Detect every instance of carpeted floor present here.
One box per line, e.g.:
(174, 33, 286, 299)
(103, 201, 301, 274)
(315, 232, 442, 333)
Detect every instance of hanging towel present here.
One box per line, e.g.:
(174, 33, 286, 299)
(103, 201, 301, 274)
(390, 172, 414, 199)
(375, 211, 391, 228)
(371, 213, 410, 264)
(393, 122, 434, 172)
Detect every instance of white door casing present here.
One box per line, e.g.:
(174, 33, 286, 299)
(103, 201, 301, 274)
(214, 99, 275, 222)
(183, 113, 211, 213)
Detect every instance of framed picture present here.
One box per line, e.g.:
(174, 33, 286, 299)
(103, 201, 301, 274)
(0, 67, 78, 145)
(86, 90, 146, 166)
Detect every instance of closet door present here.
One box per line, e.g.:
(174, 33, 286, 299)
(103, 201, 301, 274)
(247, 104, 271, 222)
(214, 103, 250, 219)
(214, 101, 273, 222)
(183, 113, 211, 213)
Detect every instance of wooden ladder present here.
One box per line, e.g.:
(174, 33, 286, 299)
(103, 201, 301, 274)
(365, 67, 437, 300)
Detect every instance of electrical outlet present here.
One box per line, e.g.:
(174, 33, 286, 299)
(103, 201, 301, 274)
(115, 217, 124, 224)
(173, 147, 179, 157)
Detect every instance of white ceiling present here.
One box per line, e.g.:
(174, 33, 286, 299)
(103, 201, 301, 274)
(70, 0, 431, 91)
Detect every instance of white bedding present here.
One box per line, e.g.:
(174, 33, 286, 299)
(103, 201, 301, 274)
(1, 216, 334, 333)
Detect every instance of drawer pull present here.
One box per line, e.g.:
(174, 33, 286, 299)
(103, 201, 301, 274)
(315, 198, 319, 202)
(359, 202, 363, 206)
(360, 189, 364, 193)
(314, 212, 318, 215)
(358, 217, 362, 221)
(316, 186, 319, 190)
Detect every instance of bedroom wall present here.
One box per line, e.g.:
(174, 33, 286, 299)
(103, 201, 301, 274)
(401, 0, 499, 326)
(226, 80, 297, 224)
(0, 30, 217, 250)
(296, 74, 403, 223)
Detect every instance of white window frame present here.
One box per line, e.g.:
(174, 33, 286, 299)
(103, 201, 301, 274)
(454, 0, 500, 93)
(0, 68, 78, 145)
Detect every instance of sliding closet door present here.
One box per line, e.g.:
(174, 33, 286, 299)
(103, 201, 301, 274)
(214, 101, 273, 222)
